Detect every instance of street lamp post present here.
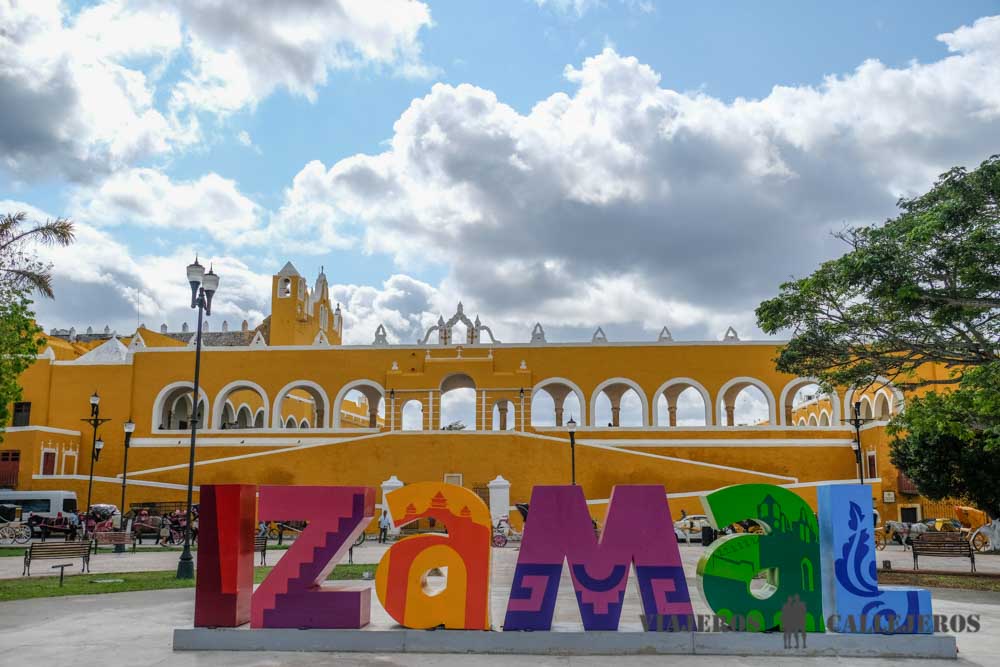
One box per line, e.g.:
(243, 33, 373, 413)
(81, 391, 110, 533)
(843, 400, 875, 485)
(567, 416, 577, 485)
(116, 419, 135, 553)
(177, 258, 219, 580)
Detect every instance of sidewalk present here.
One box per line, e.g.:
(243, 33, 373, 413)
(0, 545, 998, 666)
(1, 538, 995, 579)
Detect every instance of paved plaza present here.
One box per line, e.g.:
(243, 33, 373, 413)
(0, 541, 998, 665)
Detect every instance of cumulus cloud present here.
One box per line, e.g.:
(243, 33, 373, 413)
(169, 0, 434, 115)
(270, 18, 1000, 339)
(0, 0, 191, 181)
(0, 0, 433, 182)
(69, 168, 263, 243)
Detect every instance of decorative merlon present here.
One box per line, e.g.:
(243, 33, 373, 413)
(658, 326, 673, 342)
(249, 330, 267, 348)
(531, 322, 546, 344)
(723, 326, 740, 342)
(373, 324, 388, 346)
(591, 326, 608, 343)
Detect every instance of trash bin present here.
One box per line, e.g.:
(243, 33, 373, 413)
(701, 526, 716, 546)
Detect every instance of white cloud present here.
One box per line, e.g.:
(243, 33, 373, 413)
(168, 0, 435, 115)
(0, 0, 192, 181)
(0, 0, 434, 182)
(69, 168, 263, 243)
(270, 18, 1000, 339)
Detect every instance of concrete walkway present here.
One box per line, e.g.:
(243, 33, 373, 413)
(1, 544, 998, 665)
(1, 538, 995, 579)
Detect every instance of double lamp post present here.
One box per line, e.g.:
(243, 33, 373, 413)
(80, 393, 135, 550)
(177, 258, 219, 580)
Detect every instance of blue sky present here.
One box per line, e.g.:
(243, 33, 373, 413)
(3, 0, 1000, 351)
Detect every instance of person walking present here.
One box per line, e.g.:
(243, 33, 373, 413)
(378, 510, 391, 544)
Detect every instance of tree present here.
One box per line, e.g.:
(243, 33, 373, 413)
(887, 363, 1000, 516)
(0, 210, 74, 435)
(0, 286, 44, 431)
(1, 211, 75, 298)
(756, 155, 1000, 391)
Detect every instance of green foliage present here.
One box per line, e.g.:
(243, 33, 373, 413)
(0, 285, 43, 434)
(756, 155, 1000, 390)
(888, 362, 1000, 515)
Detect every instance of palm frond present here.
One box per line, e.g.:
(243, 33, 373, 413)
(0, 217, 75, 253)
(2, 267, 55, 299)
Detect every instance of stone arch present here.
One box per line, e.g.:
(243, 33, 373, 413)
(807, 414, 818, 427)
(859, 395, 874, 420)
(590, 377, 649, 427)
(531, 377, 586, 426)
(221, 400, 237, 429)
(300, 418, 310, 429)
(332, 380, 385, 428)
(819, 409, 831, 427)
(797, 416, 807, 426)
(273, 380, 330, 429)
(652, 378, 712, 426)
(152, 382, 210, 431)
(491, 399, 516, 431)
(401, 399, 424, 431)
(843, 378, 905, 420)
(716, 377, 776, 426)
(253, 408, 265, 429)
(284, 416, 297, 429)
(778, 377, 841, 427)
(212, 380, 269, 430)
(874, 389, 892, 419)
(235, 404, 253, 429)
(439, 373, 476, 430)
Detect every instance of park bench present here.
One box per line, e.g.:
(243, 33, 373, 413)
(255, 535, 268, 566)
(23, 541, 91, 576)
(912, 532, 976, 573)
(91, 531, 134, 553)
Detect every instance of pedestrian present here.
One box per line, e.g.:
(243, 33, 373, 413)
(159, 514, 171, 546)
(378, 510, 391, 544)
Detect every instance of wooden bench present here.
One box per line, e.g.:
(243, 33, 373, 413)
(92, 531, 134, 553)
(912, 532, 976, 572)
(23, 541, 92, 576)
(255, 535, 268, 566)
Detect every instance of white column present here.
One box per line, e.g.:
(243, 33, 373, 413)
(380, 475, 404, 535)
(487, 475, 511, 526)
(481, 390, 487, 430)
(390, 393, 396, 431)
(428, 391, 434, 430)
(520, 392, 525, 431)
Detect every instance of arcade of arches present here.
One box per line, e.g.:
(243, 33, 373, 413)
(8, 264, 947, 529)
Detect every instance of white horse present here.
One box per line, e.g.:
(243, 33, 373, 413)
(883, 520, 929, 549)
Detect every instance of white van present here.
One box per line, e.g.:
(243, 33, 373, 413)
(0, 490, 78, 519)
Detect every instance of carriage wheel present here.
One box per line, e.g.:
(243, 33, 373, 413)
(13, 525, 32, 544)
(972, 531, 990, 553)
(0, 526, 12, 545)
(267, 528, 279, 540)
(353, 532, 366, 548)
(874, 531, 887, 551)
(492, 533, 508, 548)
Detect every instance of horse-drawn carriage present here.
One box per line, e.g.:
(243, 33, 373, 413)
(874, 506, 996, 552)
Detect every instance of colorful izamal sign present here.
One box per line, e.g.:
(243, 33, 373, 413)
(194, 482, 934, 635)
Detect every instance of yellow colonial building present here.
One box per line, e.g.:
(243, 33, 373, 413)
(1, 262, 953, 527)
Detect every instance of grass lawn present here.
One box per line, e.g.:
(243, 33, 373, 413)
(879, 570, 1000, 593)
(0, 563, 375, 602)
(0, 548, 26, 558)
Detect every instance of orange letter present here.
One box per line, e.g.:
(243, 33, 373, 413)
(375, 482, 491, 629)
